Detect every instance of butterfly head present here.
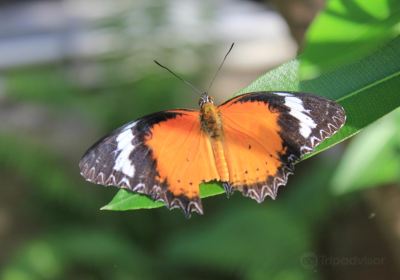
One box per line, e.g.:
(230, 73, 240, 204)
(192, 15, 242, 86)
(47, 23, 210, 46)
(199, 93, 214, 108)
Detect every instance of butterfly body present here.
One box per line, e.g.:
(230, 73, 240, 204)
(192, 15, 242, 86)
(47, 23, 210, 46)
(198, 97, 230, 183)
(80, 91, 346, 217)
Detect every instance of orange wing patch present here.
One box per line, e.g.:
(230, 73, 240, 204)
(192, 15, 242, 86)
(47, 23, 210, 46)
(219, 100, 288, 201)
(145, 110, 220, 201)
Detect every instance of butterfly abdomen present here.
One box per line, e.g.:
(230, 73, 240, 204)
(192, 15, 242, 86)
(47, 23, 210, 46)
(210, 140, 229, 182)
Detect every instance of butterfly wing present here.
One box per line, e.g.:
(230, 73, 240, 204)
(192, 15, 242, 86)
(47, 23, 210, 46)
(218, 91, 346, 202)
(79, 109, 220, 217)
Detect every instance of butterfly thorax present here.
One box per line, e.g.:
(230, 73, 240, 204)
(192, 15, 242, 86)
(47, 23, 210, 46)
(200, 101, 223, 139)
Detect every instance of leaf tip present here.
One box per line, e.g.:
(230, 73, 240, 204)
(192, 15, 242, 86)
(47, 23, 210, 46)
(100, 205, 112, 211)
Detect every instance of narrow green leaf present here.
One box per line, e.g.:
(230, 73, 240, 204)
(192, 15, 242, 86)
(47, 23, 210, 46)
(238, 59, 300, 93)
(103, 183, 224, 211)
(101, 189, 164, 211)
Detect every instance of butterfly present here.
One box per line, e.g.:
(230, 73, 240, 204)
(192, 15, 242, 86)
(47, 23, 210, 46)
(79, 45, 346, 217)
(79, 89, 345, 216)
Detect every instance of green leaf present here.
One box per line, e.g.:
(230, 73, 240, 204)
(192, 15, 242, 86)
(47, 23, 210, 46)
(103, 35, 400, 211)
(331, 108, 400, 194)
(300, 0, 400, 79)
(102, 183, 225, 211)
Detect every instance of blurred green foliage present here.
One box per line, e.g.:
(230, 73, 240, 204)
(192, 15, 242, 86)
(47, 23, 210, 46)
(2, 229, 152, 280)
(331, 109, 400, 194)
(300, 0, 400, 79)
(1, 0, 400, 280)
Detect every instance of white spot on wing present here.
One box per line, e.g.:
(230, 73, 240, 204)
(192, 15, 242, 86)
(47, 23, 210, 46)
(113, 122, 137, 177)
(282, 95, 316, 138)
(275, 92, 292, 97)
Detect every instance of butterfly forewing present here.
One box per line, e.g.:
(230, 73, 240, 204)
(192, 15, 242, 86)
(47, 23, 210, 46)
(220, 92, 346, 155)
(79, 113, 171, 198)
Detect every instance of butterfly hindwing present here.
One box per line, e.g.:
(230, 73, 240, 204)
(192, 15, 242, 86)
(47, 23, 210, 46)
(79, 109, 220, 217)
(218, 91, 345, 202)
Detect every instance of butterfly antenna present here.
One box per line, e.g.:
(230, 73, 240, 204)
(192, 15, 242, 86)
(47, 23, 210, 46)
(154, 60, 203, 95)
(207, 42, 235, 93)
